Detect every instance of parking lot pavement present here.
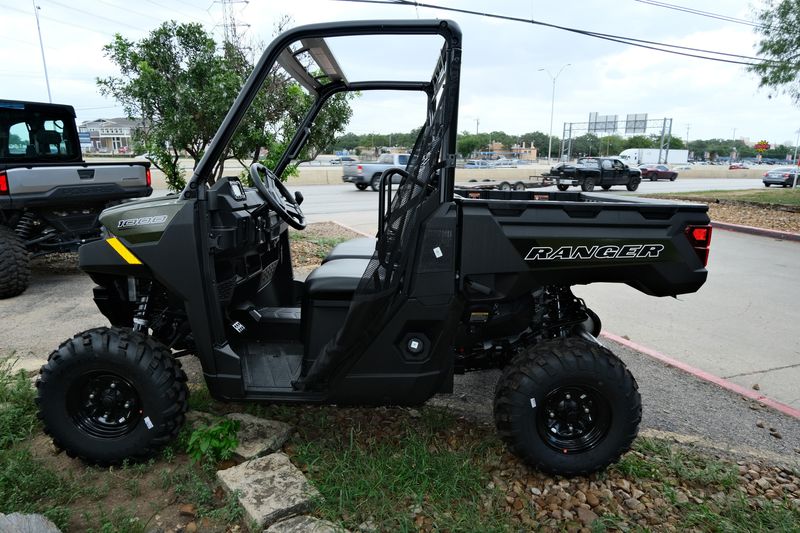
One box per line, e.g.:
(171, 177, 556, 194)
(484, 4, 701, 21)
(431, 338, 800, 466)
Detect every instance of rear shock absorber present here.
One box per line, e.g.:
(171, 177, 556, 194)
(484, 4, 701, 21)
(14, 212, 37, 240)
(132, 280, 152, 333)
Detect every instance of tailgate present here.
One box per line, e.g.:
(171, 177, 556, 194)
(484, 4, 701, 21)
(342, 162, 361, 176)
(4, 163, 151, 208)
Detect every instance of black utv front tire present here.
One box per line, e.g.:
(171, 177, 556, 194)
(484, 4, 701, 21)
(37, 327, 188, 465)
(0, 225, 31, 299)
(494, 337, 641, 476)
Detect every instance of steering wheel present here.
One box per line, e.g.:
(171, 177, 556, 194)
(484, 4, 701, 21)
(249, 163, 306, 230)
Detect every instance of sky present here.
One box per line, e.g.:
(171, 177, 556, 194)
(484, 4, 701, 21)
(2, 0, 798, 147)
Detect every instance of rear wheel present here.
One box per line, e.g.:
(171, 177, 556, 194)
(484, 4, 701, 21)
(649, 176, 657, 181)
(513, 181, 526, 191)
(355, 183, 368, 191)
(670, 176, 676, 181)
(37, 327, 188, 465)
(626, 177, 641, 191)
(581, 177, 595, 192)
(556, 184, 570, 192)
(0, 225, 31, 299)
(494, 337, 641, 476)
(370, 174, 382, 191)
(764, 183, 771, 187)
(499, 181, 512, 191)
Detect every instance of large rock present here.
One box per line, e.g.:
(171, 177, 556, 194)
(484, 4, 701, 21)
(217, 452, 320, 528)
(0, 513, 61, 532)
(225, 412, 292, 459)
(265, 515, 350, 533)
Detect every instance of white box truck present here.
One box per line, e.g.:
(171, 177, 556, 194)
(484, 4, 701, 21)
(619, 148, 689, 166)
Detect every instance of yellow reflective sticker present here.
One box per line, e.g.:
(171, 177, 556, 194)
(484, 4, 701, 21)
(107, 237, 142, 265)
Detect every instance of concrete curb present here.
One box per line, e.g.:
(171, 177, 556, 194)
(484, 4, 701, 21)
(602, 332, 800, 420)
(713, 221, 800, 242)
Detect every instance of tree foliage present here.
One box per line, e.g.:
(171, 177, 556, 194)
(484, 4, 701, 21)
(749, 0, 800, 103)
(98, 21, 354, 192)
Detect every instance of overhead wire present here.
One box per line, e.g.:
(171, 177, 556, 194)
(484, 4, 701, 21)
(633, 0, 760, 28)
(336, 0, 770, 66)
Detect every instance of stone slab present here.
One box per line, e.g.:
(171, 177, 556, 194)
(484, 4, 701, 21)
(225, 412, 292, 459)
(0, 513, 61, 532)
(217, 452, 319, 528)
(265, 515, 349, 533)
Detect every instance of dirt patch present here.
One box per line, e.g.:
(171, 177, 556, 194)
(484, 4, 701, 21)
(289, 221, 363, 270)
(30, 253, 81, 275)
(708, 202, 800, 233)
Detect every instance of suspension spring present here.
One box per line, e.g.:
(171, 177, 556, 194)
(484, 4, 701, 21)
(132, 280, 152, 333)
(14, 212, 37, 240)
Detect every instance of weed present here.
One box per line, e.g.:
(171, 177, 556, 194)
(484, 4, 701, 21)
(84, 506, 145, 533)
(186, 419, 240, 463)
(0, 360, 38, 449)
(0, 448, 75, 530)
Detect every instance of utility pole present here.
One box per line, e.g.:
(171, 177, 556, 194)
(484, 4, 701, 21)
(32, 0, 52, 103)
(475, 118, 479, 136)
(793, 129, 800, 188)
(538, 64, 570, 163)
(685, 123, 690, 147)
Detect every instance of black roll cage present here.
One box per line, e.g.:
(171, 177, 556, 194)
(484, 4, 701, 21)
(182, 19, 462, 203)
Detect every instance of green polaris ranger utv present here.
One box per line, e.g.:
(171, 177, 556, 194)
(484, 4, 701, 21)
(36, 20, 712, 476)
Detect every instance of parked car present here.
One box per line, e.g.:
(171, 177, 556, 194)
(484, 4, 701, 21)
(728, 162, 749, 170)
(639, 164, 678, 181)
(464, 159, 495, 169)
(330, 156, 358, 165)
(762, 167, 799, 187)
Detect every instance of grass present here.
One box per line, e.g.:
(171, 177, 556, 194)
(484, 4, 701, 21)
(648, 187, 800, 206)
(289, 231, 350, 261)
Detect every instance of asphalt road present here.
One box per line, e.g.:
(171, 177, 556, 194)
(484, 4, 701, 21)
(431, 338, 800, 466)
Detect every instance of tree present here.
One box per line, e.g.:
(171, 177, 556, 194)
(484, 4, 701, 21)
(749, 0, 800, 103)
(99, 21, 353, 192)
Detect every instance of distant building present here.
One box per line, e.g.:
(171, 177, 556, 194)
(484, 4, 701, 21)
(79, 117, 142, 154)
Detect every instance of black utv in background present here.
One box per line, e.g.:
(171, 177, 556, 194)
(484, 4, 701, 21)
(36, 20, 712, 477)
(0, 100, 151, 298)
(551, 157, 642, 192)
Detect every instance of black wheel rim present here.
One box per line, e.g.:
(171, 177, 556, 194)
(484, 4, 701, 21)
(67, 371, 142, 439)
(536, 385, 611, 453)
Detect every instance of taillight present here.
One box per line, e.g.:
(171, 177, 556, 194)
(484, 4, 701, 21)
(146, 168, 152, 187)
(685, 224, 712, 267)
(357, 165, 363, 174)
(0, 171, 7, 195)
(763, 172, 768, 177)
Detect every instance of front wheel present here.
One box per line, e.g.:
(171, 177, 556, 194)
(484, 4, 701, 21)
(556, 184, 570, 192)
(626, 177, 641, 191)
(494, 337, 641, 476)
(355, 183, 368, 191)
(37, 327, 188, 465)
(764, 183, 771, 187)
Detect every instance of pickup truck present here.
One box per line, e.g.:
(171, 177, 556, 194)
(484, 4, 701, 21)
(40, 19, 712, 477)
(0, 99, 151, 298)
(342, 152, 409, 190)
(550, 156, 642, 192)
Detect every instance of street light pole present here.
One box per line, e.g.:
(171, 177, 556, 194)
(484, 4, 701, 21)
(793, 129, 800, 188)
(32, 0, 52, 103)
(538, 64, 570, 163)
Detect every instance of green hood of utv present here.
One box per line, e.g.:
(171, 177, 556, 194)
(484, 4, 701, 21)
(100, 196, 186, 244)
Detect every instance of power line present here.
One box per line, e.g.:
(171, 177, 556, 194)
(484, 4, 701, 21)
(337, 0, 770, 66)
(633, 0, 760, 28)
(46, 0, 144, 32)
(0, 1, 117, 38)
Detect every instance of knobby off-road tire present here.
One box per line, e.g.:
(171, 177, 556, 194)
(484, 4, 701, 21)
(37, 327, 188, 465)
(0, 225, 31, 299)
(494, 337, 641, 476)
(626, 177, 641, 191)
(556, 184, 570, 192)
